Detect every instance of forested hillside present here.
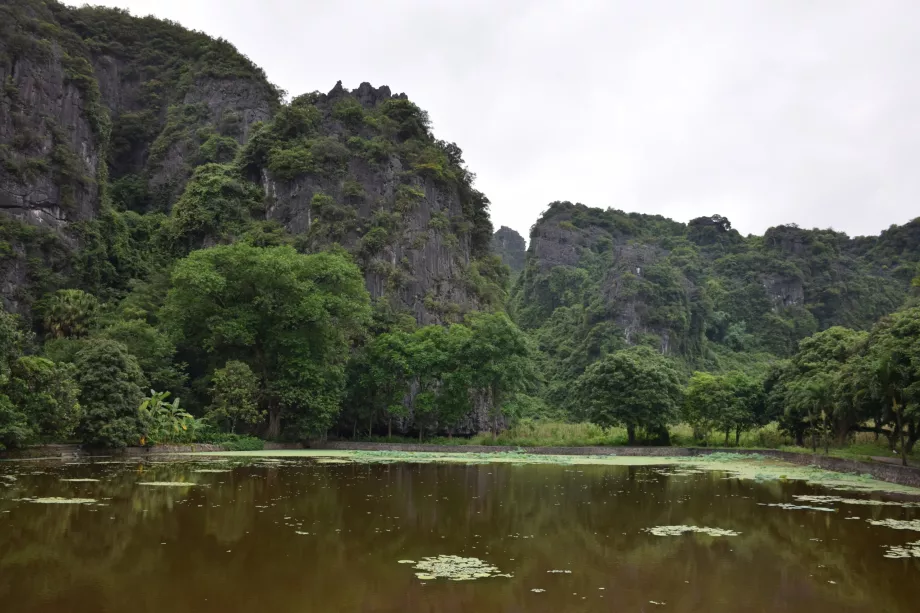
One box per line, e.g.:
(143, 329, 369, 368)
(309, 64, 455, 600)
(2, 1, 920, 459)
(0, 0, 517, 449)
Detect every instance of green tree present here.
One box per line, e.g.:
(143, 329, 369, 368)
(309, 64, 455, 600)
(41, 289, 98, 339)
(863, 307, 920, 465)
(170, 163, 263, 251)
(5, 357, 81, 442)
(74, 338, 147, 448)
(138, 390, 195, 445)
(162, 243, 370, 439)
(0, 306, 30, 450)
(575, 346, 683, 445)
(780, 326, 868, 449)
(684, 372, 735, 442)
(457, 312, 537, 436)
(206, 361, 262, 434)
(98, 318, 187, 398)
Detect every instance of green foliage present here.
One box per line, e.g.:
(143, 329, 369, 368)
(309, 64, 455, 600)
(206, 361, 263, 434)
(575, 346, 683, 444)
(684, 371, 763, 444)
(39, 289, 98, 339)
(74, 338, 147, 448)
(162, 243, 371, 439)
(170, 163, 263, 250)
(344, 312, 536, 438)
(97, 317, 187, 396)
(137, 390, 195, 445)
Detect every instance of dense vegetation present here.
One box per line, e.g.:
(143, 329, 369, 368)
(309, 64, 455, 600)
(3, 3, 920, 465)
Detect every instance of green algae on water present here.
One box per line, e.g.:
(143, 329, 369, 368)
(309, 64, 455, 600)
(794, 494, 920, 508)
(884, 541, 920, 559)
(644, 525, 740, 537)
(758, 503, 836, 512)
(15, 497, 97, 504)
(407, 555, 512, 581)
(138, 481, 199, 487)
(867, 519, 920, 531)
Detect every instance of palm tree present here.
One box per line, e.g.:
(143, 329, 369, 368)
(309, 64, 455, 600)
(42, 290, 98, 339)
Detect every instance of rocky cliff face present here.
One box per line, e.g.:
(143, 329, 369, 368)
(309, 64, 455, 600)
(0, 1, 281, 315)
(242, 81, 498, 323)
(0, 0, 105, 228)
(514, 202, 915, 359)
(492, 226, 526, 274)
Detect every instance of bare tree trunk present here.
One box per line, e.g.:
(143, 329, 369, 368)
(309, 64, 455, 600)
(895, 400, 907, 467)
(388, 417, 392, 440)
(823, 418, 829, 455)
(810, 409, 817, 452)
(368, 413, 373, 438)
(418, 427, 423, 442)
(627, 425, 636, 445)
(267, 407, 281, 439)
(352, 418, 357, 440)
(724, 428, 730, 445)
(735, 427, 741, 446)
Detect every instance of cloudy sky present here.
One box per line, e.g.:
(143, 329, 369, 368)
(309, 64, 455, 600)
(95, 0, 920, 240)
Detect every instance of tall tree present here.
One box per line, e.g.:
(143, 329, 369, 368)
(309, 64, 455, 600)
(74, 338, 147, 448)
(864, 307, 920, 465)
(576, 346, 683, 445)
(162, 243, 370, 439)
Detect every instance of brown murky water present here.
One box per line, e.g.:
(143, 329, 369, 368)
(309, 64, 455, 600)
(0, 456, 918, 613)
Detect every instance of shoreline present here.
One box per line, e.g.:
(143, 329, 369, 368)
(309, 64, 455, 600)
(4, 441, 920, 491)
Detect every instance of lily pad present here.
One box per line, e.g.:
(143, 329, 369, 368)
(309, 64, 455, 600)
(644, 525, 740, 537)
(883, 540, 920, 559)
(758, 503, 835, 512)
(15, 497, 97, 504)
(406, 555, 510, 581)
(866, 519, 920, 531)
(794, 494, 920, 508)
(138, 481, 199, 487)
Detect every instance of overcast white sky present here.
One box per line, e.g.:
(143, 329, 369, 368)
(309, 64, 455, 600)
(92, 0, 920, 240)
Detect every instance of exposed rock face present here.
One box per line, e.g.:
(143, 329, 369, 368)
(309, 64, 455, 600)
(248, 82, 496, 324)
(0, 0, 103, 228)
(0, 0, 281, 314)
(515, 201, 916, 358)
(491, 226, 526, 273)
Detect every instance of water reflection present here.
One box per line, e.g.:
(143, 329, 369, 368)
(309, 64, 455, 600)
(0, 458, 918, 612)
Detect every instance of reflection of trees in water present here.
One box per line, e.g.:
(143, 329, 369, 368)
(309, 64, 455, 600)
(0, 460, 918, 612)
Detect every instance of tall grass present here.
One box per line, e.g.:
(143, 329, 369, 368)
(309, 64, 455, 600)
(353, 421, 917, 461)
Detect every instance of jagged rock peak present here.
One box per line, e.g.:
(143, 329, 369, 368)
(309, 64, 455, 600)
(326, 80, 408, 108)
(492, 226, 526, 273)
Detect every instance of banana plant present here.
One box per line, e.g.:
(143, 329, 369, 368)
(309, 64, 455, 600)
(138, 390, 196, 445)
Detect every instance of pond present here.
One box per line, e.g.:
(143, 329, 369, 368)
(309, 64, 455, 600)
(1, 452, 918, 612)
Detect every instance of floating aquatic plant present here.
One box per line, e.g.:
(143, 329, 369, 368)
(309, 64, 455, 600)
(60, 478, 101, 482)
(191, 469, 232, 473)
(531, 589, 546, 593)
(138, 481, 199, 487)
(758, 503, 835, 512)
(15, 497, 97, 504)
(883, 540, 920, 559)
(644, 525, 740, 537)
(794, 495, 920, 508)
(547, 570, 572, 574)
(406, 555, 511, 581)
(866, 519, 920, 531)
